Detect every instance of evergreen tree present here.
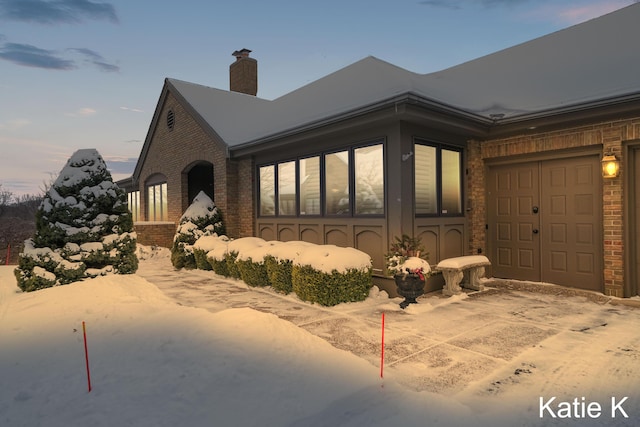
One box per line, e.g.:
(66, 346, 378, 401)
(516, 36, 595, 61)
(15, 149, 138, 292)
(171, 191, 225, 269)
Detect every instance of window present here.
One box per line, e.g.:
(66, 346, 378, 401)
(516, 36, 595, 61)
(355, 145, 384, 215)
(147, 182, 168, 221)
(278, 161, 296, 215)
(415, 145, 437, 214)
(257, 140, 384, 218)
(441, 148, 462, 214)
(415, 141, 462, 216)
(259, 165, 275, 216)
(299, 156, 320, 215)
(325, 151, 350, 215)
(127, 191, 140, 222)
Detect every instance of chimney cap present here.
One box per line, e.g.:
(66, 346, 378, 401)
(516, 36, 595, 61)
(232, 48, 252, 59)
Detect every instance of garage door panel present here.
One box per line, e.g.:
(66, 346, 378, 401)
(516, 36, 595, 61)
(541, 156, 602, 291)
(489, 156, 602, 291)
(488, 162, 540, 281)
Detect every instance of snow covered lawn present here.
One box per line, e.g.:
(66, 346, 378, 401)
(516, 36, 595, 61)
(2, 253, 640, 426)
(0, 265, 470, 427)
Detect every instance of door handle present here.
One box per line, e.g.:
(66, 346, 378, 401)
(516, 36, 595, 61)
(533, 229, 539, 234)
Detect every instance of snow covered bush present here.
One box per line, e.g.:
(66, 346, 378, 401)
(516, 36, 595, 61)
(224, 237, 265, 280)
(292, 245, 373, 306)
(193, 235, 229, 270)
(207, 244, 230, 276)
(171, 191, 225, 270)
(15, 149, 138, 292)
(264, 241, 314, 294)
(236, 241, 282, 287)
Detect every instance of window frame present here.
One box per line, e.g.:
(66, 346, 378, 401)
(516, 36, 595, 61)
(127, 190, 141, 222)
(256, 139, 385, 219)
(145, 174, 168, 222)
(414, 138, 464, 217)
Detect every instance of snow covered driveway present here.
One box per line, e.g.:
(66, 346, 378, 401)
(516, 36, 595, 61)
(2, 250, 639, 426)
(137, 252, 640, 425)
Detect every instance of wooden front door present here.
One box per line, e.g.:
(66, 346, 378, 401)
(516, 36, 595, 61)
(488, 155, 602, 291)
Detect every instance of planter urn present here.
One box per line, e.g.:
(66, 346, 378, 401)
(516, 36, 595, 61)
(394, 273, 426, 309)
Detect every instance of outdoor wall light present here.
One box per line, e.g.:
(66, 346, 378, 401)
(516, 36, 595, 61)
(601, 153, 620, 179)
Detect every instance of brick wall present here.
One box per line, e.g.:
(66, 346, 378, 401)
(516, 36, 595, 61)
(134, 222, 175, 248)
(236, 157, 255, 237)
(468, 117, 640, 297)
(135, 89, 242, 240)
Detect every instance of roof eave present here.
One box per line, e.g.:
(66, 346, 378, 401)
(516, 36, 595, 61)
(230, 92, 492, 157)
(486, 91, 640, 138)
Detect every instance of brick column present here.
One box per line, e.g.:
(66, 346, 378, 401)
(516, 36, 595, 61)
(466, 140, 487, 255)
(602, 128, 624, 297)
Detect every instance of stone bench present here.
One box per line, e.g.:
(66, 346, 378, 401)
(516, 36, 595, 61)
(435, 255, 491, 296)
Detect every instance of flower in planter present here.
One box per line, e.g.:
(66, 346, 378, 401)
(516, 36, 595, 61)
(385, 234, 431, 279)
(399, 256, 431, 280)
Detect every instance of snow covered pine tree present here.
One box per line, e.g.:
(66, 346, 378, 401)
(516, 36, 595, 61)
(171, 191, 225, 269)
(14, 149, 138, 292)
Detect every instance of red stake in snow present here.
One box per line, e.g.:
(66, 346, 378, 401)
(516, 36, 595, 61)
(380, 312, 385, 379)
(82, 321, 92, 392)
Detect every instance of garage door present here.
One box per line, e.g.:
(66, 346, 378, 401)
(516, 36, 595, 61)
(487, 155, 602, 291)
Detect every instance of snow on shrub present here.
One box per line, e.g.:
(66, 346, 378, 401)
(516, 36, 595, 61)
(171, 191, 225, 270)
(192, 235, 374, 306)
(193, 234, 229, 270)
(264, 241, 315, 294)
(292, 245, 373, 306)
(224, 237, 266, 279)
(207, 244, 230, 276)
(235, 241, 282, 287)
(15, 149, 138, 292)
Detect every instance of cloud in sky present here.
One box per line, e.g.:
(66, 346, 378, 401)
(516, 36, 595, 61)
(0, 39, 119, 71)
(0, 42, 75, 69)
(0, 0, 118, 24)
(104, 156, 138, 175)
(419, 0, 530, 9)
(0, 118, 30, 130)
(68, 47, 119, 72)
(65, 107, 97, 117)
(538, 1, 640, 24)
(120, 106, 144, 113)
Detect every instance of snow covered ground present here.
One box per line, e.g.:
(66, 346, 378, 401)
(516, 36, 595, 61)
(2, 248, 640, 427)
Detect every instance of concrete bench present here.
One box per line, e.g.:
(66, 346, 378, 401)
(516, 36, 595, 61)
(435, 255, 491, 296)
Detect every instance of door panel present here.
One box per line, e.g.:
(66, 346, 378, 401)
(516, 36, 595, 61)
(488, 156, 602, 292)
(488, 162, 540, 281)
(541, 157, 601, 290)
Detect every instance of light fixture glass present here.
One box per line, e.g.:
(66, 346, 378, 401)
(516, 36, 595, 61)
(601, 154, 620, 179)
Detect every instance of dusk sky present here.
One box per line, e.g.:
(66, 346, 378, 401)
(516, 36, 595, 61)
(1, 0, 637, 197)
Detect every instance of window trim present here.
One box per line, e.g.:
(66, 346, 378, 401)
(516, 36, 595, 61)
(257, 138, 385, 219)
(145, 174, 168, 221)
(414, 138, 464, 217)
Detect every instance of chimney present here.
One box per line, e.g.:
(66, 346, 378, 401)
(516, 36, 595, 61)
(230, 48, 257, 96)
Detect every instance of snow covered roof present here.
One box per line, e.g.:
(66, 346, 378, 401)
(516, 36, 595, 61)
(166, 3, 640, 150)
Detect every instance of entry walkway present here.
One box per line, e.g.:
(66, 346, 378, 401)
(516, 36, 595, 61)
(137, 255, 640, 413)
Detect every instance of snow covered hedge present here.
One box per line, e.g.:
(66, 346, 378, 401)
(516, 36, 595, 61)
(15, 149, 138, 292)
(292, 245, 373, 306)
(171, 191, 225, 270)
(194, 235, 373, 306)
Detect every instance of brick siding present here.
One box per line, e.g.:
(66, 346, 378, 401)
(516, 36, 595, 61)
(135, 90, 243, 242)
(133, 222, 175, 248)
(467, 117, 640, 297)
